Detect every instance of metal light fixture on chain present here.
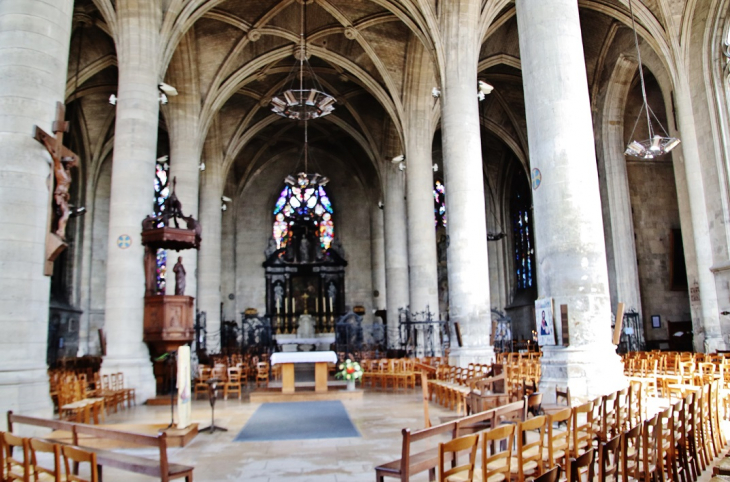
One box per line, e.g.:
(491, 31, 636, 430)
(269, 1, 335, 121)
(624, 0, 680, 159)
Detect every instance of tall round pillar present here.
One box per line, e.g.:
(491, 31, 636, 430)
(0, 0, 74, 419)
(384, 162, 410, 349)
(370, 204, 387, 312)
(440, 0, 494, 365)
(101, 2, 161, 402)
(197, 138, 223, 352)
(515, 0, 625, 399)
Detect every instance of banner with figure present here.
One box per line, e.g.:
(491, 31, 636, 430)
(535, 298, 556, 346)
(177, 346, 192, 429)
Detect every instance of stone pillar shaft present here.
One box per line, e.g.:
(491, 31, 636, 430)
(384, 162, 409, 349)
(440, 0, 493, 364)
(515, 0, 624, 398)
(166, 31, 201, 301)
(197, 138, 223, 352)
(370, 205, 387, 311)
(102, 2, 161, 401)
(0, 0, 74, 420)
(673, 77, 726, 352)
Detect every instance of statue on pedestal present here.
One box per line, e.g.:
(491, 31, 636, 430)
(173, 257, 186, 296)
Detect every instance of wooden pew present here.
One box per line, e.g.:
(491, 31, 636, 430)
(7, 411, 193, 482)
(374, 400, 526, 481)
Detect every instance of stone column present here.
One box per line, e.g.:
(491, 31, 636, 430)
(384, 161, 410, 349)
(197, 132, 223, 352)
(101, 2, 161, 402)
(440, 0, 494, 365)
(0, 0, 74, 420)
(370, 204, 387, 311)
(515, 0, 625, 399)
(602, 56, 642, 317)
(404, 38, 439, 317)
(673, 76, 726, 352)
(166, 30, 201, 301)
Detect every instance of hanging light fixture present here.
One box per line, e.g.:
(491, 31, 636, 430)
(624, 0, 680, 159)
(269, 1, 336, 121)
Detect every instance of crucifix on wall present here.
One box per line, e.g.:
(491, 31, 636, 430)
(34, 102, 80, 276)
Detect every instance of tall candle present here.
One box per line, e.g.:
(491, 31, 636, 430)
(293, 298, 296, 313)
(316, 298, 319, 313)
(285, 298, 288, 313)
(329, 296, 333, 313)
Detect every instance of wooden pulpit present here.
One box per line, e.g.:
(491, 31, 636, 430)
(143, 295, 195, 356)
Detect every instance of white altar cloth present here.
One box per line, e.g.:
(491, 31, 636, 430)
(274, 336, 335, 345)
(271, 351, 337, 365)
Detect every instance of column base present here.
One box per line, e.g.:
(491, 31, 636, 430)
(101, 356, 157, 403)
(449, 345, 496, 367)
(539, 343, 626, 403)
(701, 336, 727, 353)
(0, 367, 53, 426)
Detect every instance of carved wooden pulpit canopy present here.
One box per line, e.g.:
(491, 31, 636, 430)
(141, 178, 201, 356)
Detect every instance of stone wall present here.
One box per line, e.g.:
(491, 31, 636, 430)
(627, 161, 691, 341)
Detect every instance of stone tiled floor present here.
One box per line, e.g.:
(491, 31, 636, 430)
(95, 387, 453, 481)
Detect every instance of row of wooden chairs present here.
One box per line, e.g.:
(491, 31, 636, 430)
(1, 431, 99, 482)
(428, 363, 497, 414)
(361, 359, 417, 391)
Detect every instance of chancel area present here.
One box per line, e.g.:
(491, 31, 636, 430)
(4, 0, 730, 480)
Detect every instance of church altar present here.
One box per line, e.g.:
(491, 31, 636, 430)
(271, 351, 338, 394)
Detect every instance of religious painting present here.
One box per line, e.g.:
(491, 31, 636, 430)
(535, 298, 555, 346)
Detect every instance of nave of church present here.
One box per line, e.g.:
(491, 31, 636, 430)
(4, 0, 730, 478)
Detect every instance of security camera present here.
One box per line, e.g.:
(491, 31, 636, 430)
(431, 87, 441, 98)
(391, 154, 405, 163)
(221, 196, 232, 203)
(108, 94, 117, 105)
(159, 82, 179, 96)
(433, 163, 439, 172)
(398, 162, 406, 171)
(478, 80, 494, 95)
(157, 155, 169, 163)
(199, 162, 206, 171)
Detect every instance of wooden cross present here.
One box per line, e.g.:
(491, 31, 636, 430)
(34, 102, 80, 276)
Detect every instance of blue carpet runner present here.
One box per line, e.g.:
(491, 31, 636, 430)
(234, 400, 361, 442)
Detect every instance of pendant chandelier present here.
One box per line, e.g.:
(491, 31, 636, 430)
(624, 0, 680, 159)
(269, 0, 336, 120)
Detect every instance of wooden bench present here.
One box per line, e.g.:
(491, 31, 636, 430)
(374, 400, 525, 481)
(7, 411, 193, 482)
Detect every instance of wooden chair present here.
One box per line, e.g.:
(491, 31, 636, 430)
(572, 401, 594, 457)
(598, 435, 621, 482)
(3, 432, 29, 482)
(542, 386, 571, 416)
(61, 445, 99, 482)
(438, 433, 479, 482)
(544, 407, 572, 474)
(511, 415, 546, 481)
(224, 367, 242, 400)
(115, 372, 136, 407)
(255, 362, 269, 388)
(569, 447, 594, 482)
(194, 366, 212, 399)
(29, 438, 62, 482)
(475, 423, 514, 482)
(535, 466, 561, 482)
(626, 414, 660, 482)
(621, 423, 641, 482)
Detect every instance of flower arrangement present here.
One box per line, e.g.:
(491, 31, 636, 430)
(335, 359, 363, 382)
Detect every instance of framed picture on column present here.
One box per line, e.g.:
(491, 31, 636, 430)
(535, 298, 556, 346)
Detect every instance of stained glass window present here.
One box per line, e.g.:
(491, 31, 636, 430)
(511, 175, 534, 290)
(273, 173, 334, 250)
(433, 180, 447, 228)
(154, 159, 169, 294)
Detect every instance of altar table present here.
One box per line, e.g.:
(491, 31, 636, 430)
(271, 351, 338, 394)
